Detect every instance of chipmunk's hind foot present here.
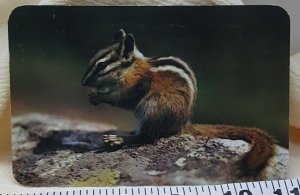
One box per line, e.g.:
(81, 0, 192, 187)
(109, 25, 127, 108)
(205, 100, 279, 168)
(102, 130, 143, 151)
(103, 134, 124, 146)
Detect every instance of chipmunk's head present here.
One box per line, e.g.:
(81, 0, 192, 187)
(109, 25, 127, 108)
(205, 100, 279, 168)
(81, 29, 143, 105)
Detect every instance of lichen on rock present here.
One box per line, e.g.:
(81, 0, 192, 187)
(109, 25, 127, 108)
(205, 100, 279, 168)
(12, 113, 288, 187)
(71, 169, 121, 187)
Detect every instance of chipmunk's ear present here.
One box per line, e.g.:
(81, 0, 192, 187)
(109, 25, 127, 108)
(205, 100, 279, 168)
(113, 29, 126, 43)
(118, 34, 135, 58)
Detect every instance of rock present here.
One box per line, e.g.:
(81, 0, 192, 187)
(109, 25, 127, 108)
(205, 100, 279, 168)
(12, 113, 288, 187)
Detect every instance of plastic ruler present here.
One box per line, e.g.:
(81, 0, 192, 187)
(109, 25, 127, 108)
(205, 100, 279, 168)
(2, 179, 300, 195)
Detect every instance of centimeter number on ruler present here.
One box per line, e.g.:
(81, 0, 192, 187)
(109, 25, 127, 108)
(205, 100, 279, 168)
(1, 179, 299, 195)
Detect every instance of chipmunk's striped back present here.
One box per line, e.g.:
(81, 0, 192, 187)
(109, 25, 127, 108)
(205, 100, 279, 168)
(148, 56, 197, 106)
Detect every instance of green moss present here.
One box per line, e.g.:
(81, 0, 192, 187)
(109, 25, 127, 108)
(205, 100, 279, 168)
(71, 169, 120, 187)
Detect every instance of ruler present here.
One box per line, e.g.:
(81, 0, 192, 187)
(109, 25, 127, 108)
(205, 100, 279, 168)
(2, 179, 299, 195)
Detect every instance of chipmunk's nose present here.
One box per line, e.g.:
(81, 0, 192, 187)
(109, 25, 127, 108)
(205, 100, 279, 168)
(82, 65, 98, 87)
(81, 72, 91, 87)
(81, 77, 88, 87)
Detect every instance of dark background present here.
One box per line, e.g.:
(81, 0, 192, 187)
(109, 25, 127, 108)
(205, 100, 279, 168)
(9, 6, 289, 147)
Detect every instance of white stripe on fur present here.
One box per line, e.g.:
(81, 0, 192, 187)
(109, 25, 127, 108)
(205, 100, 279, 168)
(150, 65, 195, 106)
(99, 61, 121, 75)
(95, 57, 109, 65)
(154, 56, 197, 87)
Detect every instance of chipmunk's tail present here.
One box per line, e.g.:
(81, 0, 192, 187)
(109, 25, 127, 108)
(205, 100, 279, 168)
(184, 124, 276, 177)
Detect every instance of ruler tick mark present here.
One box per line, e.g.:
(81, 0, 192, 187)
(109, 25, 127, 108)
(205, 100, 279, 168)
(208, 186, 212, 195)
(271, 181, 275, 191)
(221, 185, 224, 193)
(245, 182, 249, 190)
(233, 184, 238, 195)
(265, 181, 268, 188)
(284, 180, 289, 195)
(259, 182, 263, 194)
(195, 186, 199, 195)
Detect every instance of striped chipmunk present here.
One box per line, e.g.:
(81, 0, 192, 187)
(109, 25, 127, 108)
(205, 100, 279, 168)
(81, 29, 275, 177)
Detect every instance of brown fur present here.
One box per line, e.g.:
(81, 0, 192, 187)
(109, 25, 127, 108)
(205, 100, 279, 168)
(186, 124, 275, 177)
(150, 70, 192, 117)
(83, 31, 276, 178)
(119, 58, 275, 177)
(149, 63, 273, 177)
(121, 59, 150, 90)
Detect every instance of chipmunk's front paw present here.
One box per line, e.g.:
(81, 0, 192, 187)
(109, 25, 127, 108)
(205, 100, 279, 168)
(103, 134, 124, 146)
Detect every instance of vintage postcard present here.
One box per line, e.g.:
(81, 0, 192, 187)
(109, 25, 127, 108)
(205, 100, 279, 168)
(9, 6, 289, 186)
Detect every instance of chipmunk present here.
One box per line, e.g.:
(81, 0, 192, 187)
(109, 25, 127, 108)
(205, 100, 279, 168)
(81, 29, 275, 177)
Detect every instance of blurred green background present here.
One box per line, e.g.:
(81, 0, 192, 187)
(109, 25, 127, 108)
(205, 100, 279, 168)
(9, 6, 289, 147)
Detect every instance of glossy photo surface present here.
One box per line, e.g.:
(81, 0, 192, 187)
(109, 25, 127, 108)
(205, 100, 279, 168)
(9, 6, 289, 186)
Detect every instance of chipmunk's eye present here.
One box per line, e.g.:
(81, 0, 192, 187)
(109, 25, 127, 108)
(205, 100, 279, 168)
(94, 57, 109, 70)
(95, 60, 110, 73)
(121, 61, 131, 68)
(95, 63, 106, 71)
